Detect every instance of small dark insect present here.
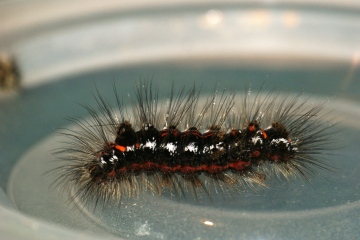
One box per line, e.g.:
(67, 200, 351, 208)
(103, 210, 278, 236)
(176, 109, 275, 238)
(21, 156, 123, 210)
(0, 54, 21, 90)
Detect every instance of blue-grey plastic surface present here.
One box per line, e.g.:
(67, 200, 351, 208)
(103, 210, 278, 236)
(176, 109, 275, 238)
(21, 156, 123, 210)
(0, 1, 360, 239)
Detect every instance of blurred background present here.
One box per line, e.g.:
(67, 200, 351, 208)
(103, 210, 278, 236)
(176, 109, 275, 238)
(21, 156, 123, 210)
(0, 1, 360, 239)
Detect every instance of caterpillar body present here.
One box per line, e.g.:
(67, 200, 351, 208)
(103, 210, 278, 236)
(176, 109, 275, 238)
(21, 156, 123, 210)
(52, 81, 334, 207)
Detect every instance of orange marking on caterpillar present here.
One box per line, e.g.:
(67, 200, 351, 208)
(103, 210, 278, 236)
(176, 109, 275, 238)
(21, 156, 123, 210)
(180, 165, 196, 173)
(251, 150, 261, 158)
(229, 161, 251, 170)
(261, 129, 267, 139)
(116, 145, 126, 152)
(207, 165, 226, 174)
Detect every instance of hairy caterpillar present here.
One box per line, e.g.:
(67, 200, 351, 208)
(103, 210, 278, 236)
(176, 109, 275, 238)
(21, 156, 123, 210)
(51, 81, 334, 207)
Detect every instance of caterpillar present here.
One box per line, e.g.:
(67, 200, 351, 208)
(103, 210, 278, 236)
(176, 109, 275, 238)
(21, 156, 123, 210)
(51, 81, 334, 207)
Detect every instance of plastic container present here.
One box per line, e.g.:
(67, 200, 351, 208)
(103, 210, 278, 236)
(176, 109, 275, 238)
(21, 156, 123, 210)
(1, 1, 359, 239)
